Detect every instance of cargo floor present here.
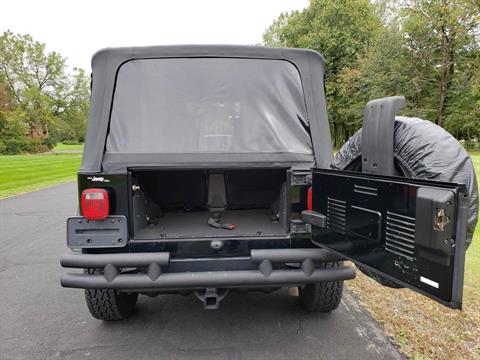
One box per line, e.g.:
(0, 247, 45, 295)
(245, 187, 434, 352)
(134, 209, 285, 239)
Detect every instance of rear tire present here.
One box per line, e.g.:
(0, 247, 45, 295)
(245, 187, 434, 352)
(84, 269, 138, 321)
(298, 262, 344, 312)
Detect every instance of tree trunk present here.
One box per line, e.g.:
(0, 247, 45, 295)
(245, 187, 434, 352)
(436, 26, 455, 128)
(333, 122, 338, 148)
(436, 77, 447, 127)
(29, 122, 48, 140)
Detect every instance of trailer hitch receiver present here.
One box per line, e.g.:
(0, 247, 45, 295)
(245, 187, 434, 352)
(194, 288, 229, 310)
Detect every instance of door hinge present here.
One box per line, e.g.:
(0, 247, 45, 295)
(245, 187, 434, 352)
(301, 210, 326, 228)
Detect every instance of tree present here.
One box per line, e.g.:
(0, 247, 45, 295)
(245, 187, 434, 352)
(0, 31, 90, 152)
(58, 68, 90, 142)
(337, 21, 414, 133)
(263, 0, 382, 146)
(263, 0, 480, 146)
(443, 46, 480, 142)
(263, 12, 291, 47)
(0, 80, 9, 111)
(0, 31, 65, 140)
(402, 0, 480, 128)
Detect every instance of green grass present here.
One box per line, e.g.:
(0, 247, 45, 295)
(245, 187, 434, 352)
(469, 151, 480, 171)
(465, 153, 480, 293)
(0, 153, 82, 198)
(53, 142, 84, 151)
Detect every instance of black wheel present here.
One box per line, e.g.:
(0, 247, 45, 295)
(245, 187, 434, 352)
(298, 261, 344, 312)
(84, 269, 138, 321)
(333, 116, 478, 287)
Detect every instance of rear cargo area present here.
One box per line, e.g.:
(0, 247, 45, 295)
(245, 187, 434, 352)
(131, 169, 289, 239)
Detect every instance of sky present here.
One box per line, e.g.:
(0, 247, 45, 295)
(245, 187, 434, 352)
(1, 0, 308, 72)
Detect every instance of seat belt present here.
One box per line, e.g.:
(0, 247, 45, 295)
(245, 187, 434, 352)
(207, 172, 236, 230)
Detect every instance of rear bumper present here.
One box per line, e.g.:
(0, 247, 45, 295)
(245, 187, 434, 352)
(60, 248, 356, 290)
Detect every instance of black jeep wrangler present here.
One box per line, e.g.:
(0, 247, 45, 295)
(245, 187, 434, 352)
(61, 45, 478, 320)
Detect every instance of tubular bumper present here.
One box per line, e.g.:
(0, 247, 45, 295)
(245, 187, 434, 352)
(60, 248, 356, 290)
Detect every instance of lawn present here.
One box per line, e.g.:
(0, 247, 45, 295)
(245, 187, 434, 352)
(0, 153, 82, 198)
(348, 152, 480, 360)
(53, 142, 85, 151)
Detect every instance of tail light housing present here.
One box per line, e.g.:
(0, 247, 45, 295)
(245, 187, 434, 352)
(307, 186, 313, 211)
(81, 188, 109, 220)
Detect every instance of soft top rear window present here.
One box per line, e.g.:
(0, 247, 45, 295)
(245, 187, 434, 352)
(106, 58, 312, 155)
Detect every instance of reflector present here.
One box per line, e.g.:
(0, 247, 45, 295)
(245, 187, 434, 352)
(81, 188, 109, 220)
(307, 187, 313, 211)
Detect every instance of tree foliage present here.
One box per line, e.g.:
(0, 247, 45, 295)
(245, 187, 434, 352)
(263, 0, 480, 147)
(0, 31, 89, 153)
(264, 0, 382, 145)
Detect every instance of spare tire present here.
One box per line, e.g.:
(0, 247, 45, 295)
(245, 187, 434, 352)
(332, 116, 478, 286)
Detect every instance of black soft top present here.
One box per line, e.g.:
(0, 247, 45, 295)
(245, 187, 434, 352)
(81, 45, 333, 173)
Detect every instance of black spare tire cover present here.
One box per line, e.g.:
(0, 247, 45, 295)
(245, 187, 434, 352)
(332, 116, 478, 248)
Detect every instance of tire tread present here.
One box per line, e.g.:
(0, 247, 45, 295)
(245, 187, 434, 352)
(84, 269, 138, 321)
(299, 262, 344, 312)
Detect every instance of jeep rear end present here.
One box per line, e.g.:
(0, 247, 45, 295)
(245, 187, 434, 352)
(61, 46, 471, 320)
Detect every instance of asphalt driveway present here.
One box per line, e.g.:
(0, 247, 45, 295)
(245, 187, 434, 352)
(0, 183, 403, 360)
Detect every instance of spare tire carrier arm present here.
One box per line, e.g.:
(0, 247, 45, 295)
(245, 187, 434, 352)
(361, 96, 406, 176)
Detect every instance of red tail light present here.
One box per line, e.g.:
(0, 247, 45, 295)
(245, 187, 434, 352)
(81, 188, 109, 220)
(307, 186, 313, 211)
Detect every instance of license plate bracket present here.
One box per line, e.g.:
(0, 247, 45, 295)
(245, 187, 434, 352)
(66, 215, 128, 248)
